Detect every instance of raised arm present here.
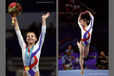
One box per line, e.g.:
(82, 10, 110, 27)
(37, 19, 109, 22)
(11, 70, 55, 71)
(85, 11, 94, 27)
(78, 13, 81, 22)
(85, 11, 94, 19)
(11, 17, 20, 31)
(42, 12, 50, 26)
(35, 12, 50, 48)
(11, 17, 26, 50)
(77, 13, 83, 29)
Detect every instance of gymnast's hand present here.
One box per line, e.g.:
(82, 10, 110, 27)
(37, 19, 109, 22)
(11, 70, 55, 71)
(85, 11, 93, 17)
(42, 12, 50, 26)
(11, 17, 18, 26)
(42, 12, 50, 20)
(11, 16, 20, 31)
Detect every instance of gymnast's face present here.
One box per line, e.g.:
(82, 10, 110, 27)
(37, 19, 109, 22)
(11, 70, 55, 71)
(80, 19, 87, 27)
(26, 32, 37, 44)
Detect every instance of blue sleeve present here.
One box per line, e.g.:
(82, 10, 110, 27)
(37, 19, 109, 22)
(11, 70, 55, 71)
(34, 25, 46, 49)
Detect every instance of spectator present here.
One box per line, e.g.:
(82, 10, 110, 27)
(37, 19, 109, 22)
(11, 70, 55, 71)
(66, 44, 74, 53)
(62, 45, 75, 70)
(96, 51, 108, 69)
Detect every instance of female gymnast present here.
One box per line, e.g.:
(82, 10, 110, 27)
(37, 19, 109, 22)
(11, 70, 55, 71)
(11, 12, 50, 76)
(77, 11, 94, 75)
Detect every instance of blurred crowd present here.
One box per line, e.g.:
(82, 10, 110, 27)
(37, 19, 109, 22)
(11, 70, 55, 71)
(58, 44, 109, 70)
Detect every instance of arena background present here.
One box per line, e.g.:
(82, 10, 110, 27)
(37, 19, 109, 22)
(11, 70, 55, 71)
(58, 0, 109, 75)
(6, 0, 56, 76)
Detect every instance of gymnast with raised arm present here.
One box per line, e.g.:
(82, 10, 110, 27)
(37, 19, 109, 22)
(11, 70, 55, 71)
(11, 12, 50, 76)
(77, 11, 94, 75)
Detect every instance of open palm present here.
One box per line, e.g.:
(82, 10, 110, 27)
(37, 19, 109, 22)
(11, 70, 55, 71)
(42, 12, 50, 19)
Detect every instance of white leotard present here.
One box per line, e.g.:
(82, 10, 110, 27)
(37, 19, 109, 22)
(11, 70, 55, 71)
(78, 15, 94, 46)
(16, 25, 46, 76)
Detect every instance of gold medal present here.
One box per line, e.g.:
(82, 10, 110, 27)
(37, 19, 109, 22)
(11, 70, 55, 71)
(25, 66, 30, 71)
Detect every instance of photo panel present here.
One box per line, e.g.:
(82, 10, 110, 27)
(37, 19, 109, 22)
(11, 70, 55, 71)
(6, 0, 56, 76)
(58, 0, 109, 76)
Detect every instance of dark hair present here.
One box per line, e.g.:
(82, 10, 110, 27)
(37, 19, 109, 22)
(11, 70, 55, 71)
(81, 12, 91, 25)
(25, 31, 37, 38)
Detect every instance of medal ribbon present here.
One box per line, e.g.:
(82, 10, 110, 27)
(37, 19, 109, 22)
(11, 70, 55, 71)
(24, 56, 38, 75)
(25, 46, 34, 66)
(25, 32, 43, 76)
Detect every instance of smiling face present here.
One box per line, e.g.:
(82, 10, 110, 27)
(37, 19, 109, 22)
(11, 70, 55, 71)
(26, 32, 37, 45)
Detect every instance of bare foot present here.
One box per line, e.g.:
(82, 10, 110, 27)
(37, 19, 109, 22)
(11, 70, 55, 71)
(81, 68, 84, 75)
(77, 41, 80, 49)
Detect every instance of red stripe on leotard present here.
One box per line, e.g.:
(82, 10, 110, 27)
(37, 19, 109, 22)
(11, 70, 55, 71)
(24, 56, 38, 71)
(81, 27, 91, 41)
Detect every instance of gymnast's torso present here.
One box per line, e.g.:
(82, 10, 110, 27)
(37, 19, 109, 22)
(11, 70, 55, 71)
(78, 16, 94, 46)
(16, 26, 46, 76)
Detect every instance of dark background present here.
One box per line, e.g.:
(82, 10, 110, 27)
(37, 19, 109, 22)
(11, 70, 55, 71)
(6, 0, 56, 12)
(59, 0, 108, 54)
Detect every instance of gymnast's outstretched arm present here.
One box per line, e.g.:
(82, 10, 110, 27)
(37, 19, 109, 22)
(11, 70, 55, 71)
(85, 11, 94, 27)
(11, 17, 26, 50)
(78, 13, 83, 29)
(35, 13, 50, 48)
